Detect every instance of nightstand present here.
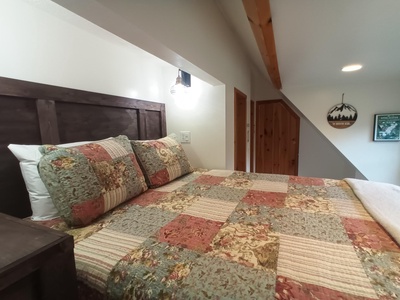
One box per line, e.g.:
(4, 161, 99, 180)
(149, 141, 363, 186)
(0, 213, 78, 299)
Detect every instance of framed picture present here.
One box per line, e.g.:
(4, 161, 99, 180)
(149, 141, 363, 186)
(373, 113, 400, 141)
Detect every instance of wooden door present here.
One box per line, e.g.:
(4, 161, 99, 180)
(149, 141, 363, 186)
(255, 100, 299, 175)
(234, 88, 247, 171)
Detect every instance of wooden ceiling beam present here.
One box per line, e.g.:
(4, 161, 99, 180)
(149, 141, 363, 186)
(242, 0, 282, 90)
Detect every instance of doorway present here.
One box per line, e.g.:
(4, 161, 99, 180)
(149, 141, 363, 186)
(234, 88, 247, 171)
(255, 100, 299, 175)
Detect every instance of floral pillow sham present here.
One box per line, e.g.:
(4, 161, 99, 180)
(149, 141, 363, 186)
(38, 135, 147, 227)
(130, 133, 193, 188)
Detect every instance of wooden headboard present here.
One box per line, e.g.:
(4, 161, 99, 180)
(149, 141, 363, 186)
(0, 76, 166, 218)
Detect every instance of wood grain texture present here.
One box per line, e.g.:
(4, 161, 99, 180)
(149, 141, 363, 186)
(0, 213, 77, 299)
(255, 100, 299, 175)
(0, 76, 166, 218)
(242, 0, 282, 89)
(37, 99, 60, 144)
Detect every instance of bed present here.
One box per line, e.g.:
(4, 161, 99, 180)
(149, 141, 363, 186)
(1, 77, 399, 299)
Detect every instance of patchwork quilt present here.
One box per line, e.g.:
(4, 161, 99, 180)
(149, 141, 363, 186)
(42, 169, 400, 299)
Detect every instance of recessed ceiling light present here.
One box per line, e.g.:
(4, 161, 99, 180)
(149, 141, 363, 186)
(342, 64, 363, 72)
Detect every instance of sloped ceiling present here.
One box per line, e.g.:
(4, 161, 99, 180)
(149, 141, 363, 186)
(217, 0, 400, 90)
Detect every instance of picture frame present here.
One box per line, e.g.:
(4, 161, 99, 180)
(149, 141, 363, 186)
(373, 113, 400, 141)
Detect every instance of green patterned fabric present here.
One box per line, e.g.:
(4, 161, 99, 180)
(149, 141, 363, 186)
(38, 135, 147, 227)
(130, 134, 193, 188)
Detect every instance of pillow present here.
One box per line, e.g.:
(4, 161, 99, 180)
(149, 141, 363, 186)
(38, 135, 147, 227)
(130, 133, 193, 188)
(8, 140, 91, 220)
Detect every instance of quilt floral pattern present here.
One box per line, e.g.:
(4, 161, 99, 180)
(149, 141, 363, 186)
(42, 169, 400, 299)
(38, 135, 147, 227)
(130, 134, 193, 188)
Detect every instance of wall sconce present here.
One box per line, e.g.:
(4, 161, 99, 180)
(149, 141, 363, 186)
(170, 69, 191, 95)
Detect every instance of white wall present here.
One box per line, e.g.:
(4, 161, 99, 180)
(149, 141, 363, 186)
(0, 0, 227, 169)
(250, 66, 282, 101)
(283, 80, 400, 185)
(298, 118, 366, 180)
(250, 65, 363, 180)
(163, 69, 226, 169)
(0, 0, 164, 100)
(52, 0, 253, 170)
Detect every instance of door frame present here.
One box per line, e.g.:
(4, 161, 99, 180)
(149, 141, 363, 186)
(234, 88, 247, 171)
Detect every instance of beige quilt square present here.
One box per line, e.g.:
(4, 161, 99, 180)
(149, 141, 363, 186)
(204, 169, 235, 177)
(183, 197, 237, 222)
(74, 228, 145, 292)
(277, 234, 377, 299)
(155, 180, 188, 192)
(252, 180, 288, 193)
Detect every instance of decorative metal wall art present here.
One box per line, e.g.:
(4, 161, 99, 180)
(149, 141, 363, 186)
(327, 93, 358, 129)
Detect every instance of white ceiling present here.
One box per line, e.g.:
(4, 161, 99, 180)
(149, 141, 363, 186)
(217, 0, 400, 90)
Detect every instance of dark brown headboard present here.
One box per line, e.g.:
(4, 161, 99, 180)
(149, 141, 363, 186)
(0, 76, 166, 218)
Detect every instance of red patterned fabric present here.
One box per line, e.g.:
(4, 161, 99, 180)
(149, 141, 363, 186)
(157, 214, 223, 252)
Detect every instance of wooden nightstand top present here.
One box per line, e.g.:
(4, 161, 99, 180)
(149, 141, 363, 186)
(0, 213, 76, 298)
(0, 213, 69, 270)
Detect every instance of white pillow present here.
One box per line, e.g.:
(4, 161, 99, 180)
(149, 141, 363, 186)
(8, 141, 90, 220)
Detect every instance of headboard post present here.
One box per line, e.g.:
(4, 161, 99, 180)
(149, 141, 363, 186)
(138, 109, 148, 139)
(36, 99, 60, 144)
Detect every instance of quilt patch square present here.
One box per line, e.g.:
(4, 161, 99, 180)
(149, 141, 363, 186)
(129, 190, 167, 207)
(227, 202, 272, 224)
(289, 176, 325, 186)
(194, 175, 226, 186)
(154, 180, 188, 192)
(242, 190, 286, 208)
(176, 255, 276, 300)
(277, 234, 377, 299)
(201, 185, 248, 202)
(323, 178, 343, 187)
(74, 228, 145, 293)
(147, 191, 198, 213)
(220, 177, 253, 189)
(270, 208, 350, 244)
(326, 185, 355, 199)
(94, 139, 131, 159)
(156, 214, 223, 252)
(247, 172, 289, 183)
(179, 171, 203, 182)
(288, 183, 328, 198)
(354, 247, 400, 299)
(330, 197, 374, 221)
(285, 194, 334, 214)
(208, 222, 278, 271)
(103, 186, 127, 212)
(183, 197, 237, 222)
(204, 169, 234, 177)
(107, 239, 200, 299)
(276, 276, 377, 300)
(251, 180, 288, 193)
(107, 206, 178, 238)
(76, 143, 112, 161)
(342, 217, 400, 252)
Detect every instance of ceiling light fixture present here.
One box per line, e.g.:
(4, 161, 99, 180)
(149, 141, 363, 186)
(341, 64, 363, 72)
